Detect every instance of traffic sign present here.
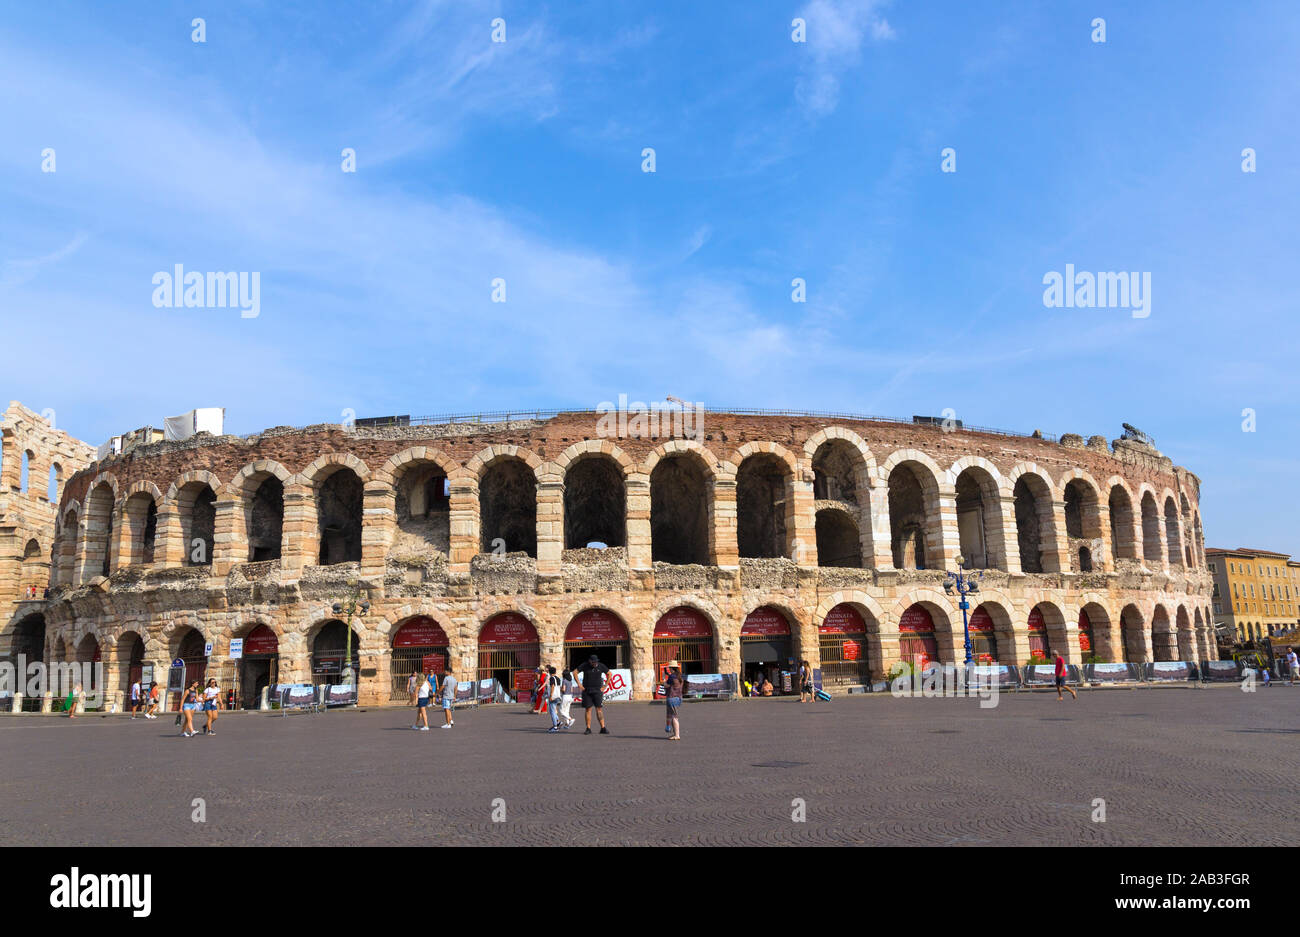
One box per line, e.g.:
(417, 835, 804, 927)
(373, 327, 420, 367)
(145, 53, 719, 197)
(204, 642, 213, 657)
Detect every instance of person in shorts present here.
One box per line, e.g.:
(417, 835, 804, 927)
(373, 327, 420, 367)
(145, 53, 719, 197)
(439, 661, 457, 728)
(180, 682, 200, 737)
(1053, 650, 1076, 700)
(576, 654, 610, 735)
(798, 660, 813, 703)
(662, 660, 684, 741)
(130, 679, 142, 718)
(146, 682, 160, 719)
(1286, 648, 1299, 686)
(558, 668, 578, 728)
(202, 678, 222, 734)
(412, 672, 432, 730)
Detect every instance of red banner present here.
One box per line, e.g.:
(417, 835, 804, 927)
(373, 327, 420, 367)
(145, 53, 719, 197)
(654, 607, 712, 639)
(1078, 608, 1093, 652)
(741, 606, 790, 637)
(564, 609, 629, 643)
(422, 654, 445, 676)
(842, 639, 861, 661)
(1028, 607, 1046, 633)
(819, 603, 866, 634)
(969, 606, 994, 633)
(479, 612, 538, 645)
(898, 605, 934, 633)
(244, 624, 279, 656)
(393, 616, 449, 648)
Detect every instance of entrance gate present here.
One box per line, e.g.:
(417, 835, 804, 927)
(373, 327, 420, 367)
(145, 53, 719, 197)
(818, 603, 870, 687)
(969, 606, 999, 663)
(564, 609, 629, 671)
(1028, 607, 1048, 659)
(652, 607, 715, 690)
(477, 613, 540, 703)
(898, 605, 939, 667)
(391, 616, 450, 700)
(740, 606, 793, 694)
(239, 624, 280, 708)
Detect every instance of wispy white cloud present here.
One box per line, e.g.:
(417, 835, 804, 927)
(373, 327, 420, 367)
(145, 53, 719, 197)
(795, 0, 896, 116)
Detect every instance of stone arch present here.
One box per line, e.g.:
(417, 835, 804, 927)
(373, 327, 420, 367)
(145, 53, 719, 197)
(950, 457, 1008, 571)
(1150, 603, 1177, 661)
(80, 476, 119, 580)
(641, 439, 720, 479)
(297, 452, 372, 487)
(882, 451, 944, 571)
(734, 445, 796, 559)
(967, 596, 1017, 664)
(649, 447, 714, 565)
(463, 445, 544, 482)
(803, 426, 878, 478)
(169, 472, 221, 567)
(477, 454, 538, 557)
(891, 589, 958, 664)
(1009, 463, 1061, 574)
(1175, 605, 1194, 660)
(1162, 493, 1183, 568)
(1061, 470, 1105, 571)
(814, 503, 862, 567)
(1076, 599, 1115, 663)
(230, 462, 291, 562)
(314, 464, 365, 565)
(121, 482, 163, 567)
(373, 446, 461, 487)
(562, 451, 627, 550)
(383, 452, 454, 560)
(1138, 486, 1162, 566)
(1107, 478, 1138, 561)
(1118, 603, 1147, 663)
(1028, 600, 1070, 660)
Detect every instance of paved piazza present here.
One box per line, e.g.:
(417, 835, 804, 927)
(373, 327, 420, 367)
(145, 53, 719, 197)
(1, 687, 1294, 847)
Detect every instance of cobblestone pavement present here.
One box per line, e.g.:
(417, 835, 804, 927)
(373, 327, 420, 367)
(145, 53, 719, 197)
(1, 686, 1295, 846)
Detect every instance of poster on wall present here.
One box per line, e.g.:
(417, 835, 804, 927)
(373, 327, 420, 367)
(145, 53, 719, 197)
(601, 669, 633, 702)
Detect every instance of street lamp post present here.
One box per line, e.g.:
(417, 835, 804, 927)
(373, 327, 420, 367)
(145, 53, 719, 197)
(943, 555, 983, 667)
(331, 581, 370, 688)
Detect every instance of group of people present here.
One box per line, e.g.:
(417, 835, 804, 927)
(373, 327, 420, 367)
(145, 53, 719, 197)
(533, 654, 612, 734)
(744, 660, 818, 701)
(128, 680, 162, 719)
(407, 660, 459, 730)
(177, 678, 223, 737)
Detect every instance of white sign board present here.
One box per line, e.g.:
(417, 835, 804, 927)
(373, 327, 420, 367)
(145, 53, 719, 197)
(602, 668, 634, 702)
(228, 639, 244, 660)
(204, 642, 214, 657)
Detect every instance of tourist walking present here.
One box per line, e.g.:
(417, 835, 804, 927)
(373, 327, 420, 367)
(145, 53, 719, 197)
(663, 660, 684, 740)
(66, 682, 83, 718)
(439, 661, 457, 728)
(547, 666, 565, 732)
(558, 668, 577, 728)
(531, 666, 548, 715)
(1053, 650, 1076, 701)
(130, 678, 142, 718)
(407, 671, 418, 706)
(798, 660, 813, 703)
(202, 678, 221, 735)
(180, 681, 200, 736)
(1286, 648, 1298, 686)
(576, 654, 610, 735)
(146, 682, 159, 719)
(412, 672, 432, 730)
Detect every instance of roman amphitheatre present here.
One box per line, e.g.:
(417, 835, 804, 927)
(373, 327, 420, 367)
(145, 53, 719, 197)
(1, 405, 1213, 708)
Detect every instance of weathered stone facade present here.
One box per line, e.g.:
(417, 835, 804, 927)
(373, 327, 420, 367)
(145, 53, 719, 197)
(6, 410, 1215, 708)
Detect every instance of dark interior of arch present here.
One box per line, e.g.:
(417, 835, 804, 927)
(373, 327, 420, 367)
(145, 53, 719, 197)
(1109, 487, 1135, 558)
(815, 510, 861, 567)
(13, 614, 45, 661)
(188, 487, 216, 566)
(479, 459, 537, 557)
(1013, 478, 1043, 573)
(1140, 494, 1161, 564)
(312, 619, 360, 655)
(318, 469, 363, 564)
(736, 455, 787, 559)
(812, 441, 858, 504)
(142, 501, 158, 564)
(395, 464, 450, 554)
(954, 470, 996, 568)
(178, 629, 206, 660)
(888, 465, 927, 569)
(1163, 498, 1182, 566)
(249, 476, 284, 561)
(564, 457, 625, 548)
(651, 455, 708, 565)
(1064, 481, 1086, 538)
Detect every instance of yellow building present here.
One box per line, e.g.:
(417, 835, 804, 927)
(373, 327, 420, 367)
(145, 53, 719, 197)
(1206, 547, 1300, 642)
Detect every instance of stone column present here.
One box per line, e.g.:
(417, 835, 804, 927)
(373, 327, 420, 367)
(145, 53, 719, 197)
(279, 483, 316, 575)
(625, 473, 652, 571)
(933, 485, 961, 571)
(211, 494, 242, 576)
(711, 476, 739, 568)
(864, 483, 892, 569)
(360, 481, 394, 581)
(154, 505, 186, 568)
(447, 477, 479, 575)
(998, 496, 1023, 574)
(789, 464, 818, 567)
(535, 474, 564, 577)
(1043, 500, 1070, 574)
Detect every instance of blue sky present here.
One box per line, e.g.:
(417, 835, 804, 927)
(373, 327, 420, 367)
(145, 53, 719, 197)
(1, 1, 1297, 552)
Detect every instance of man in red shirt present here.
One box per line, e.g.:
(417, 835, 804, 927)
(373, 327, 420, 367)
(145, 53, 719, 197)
(1054, 650, 1077, 701)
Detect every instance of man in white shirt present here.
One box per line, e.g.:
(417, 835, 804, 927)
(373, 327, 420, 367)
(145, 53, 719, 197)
(130, 680, 142, 719)
(1286, 648, 1299, 686)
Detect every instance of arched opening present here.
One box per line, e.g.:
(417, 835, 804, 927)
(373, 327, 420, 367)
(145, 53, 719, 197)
(20, 538, 46, 598)
(20, 449, 32, 492)
(176, 481, 216, 567)
(563, 457, 625, 549)
(818, 604, 872, 687)
(968, 604, 1002, 663)
(75, 635, 101, 706)
(652, 607, 716, 681)
(1027, 607, 1049, 660)
(1140, 493, 1161, 566)
(1014, 475, 1057, 574)
(310, 619, 362, 685)
(479, 459, 537, 558)
(888, 463, 938, 570)
(1151, 606, 1177, 661)
(1163, 497, 1182, 568)
(390, 616, 450, 701)
(176, 628, 208, 701)
(247, 475, 284, 561)
(740, 606, 795, 694)
(1078, 546, 1093, 572)
(1064, 479, 1102, 571)
(815, 508, 862, 567)
(82, 482, 115, 579)
(119, 632, 145, 698)
(9, 613, 45, 711)
(650, 454, 709, 565)
(1176, 606, 1194, 660)
(48, 463, 62, 503)
(393, 462, 449, 559)
(954, 467, 1003, 570)
(1119, 605, 1145, 663)
(239, 624, 280, 709)
(477, 612, 540, 702)
(317, 469, 363, 565)
(811, 440, 861, 504)
(898, 604, 940, 666)
(122, 493, 159, 567)
(1108, 486, 1136, 560)
(736, 454, 790, 559)
(564, 608, 630, 671)
(1080, 604, 1114, 662)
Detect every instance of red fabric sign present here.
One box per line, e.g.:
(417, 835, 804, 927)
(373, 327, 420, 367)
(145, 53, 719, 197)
(244, 624, 279, 656)
(898, 605, 934, 633)
(479, 612, 538, 645)
(819, 603, 866, 634)
(422, 654, 445, 676)
(1028, 607, 1046, 632)
(564, 609, 629, 643)
(741, 606, 790, 637)
(654, 607, 712, 639)
(393, 616, 449, 648)
(842, 639, 861, 661)
(969, 606, 994, 633)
